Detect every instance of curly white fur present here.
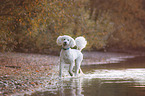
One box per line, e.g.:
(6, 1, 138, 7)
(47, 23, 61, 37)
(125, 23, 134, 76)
(75, 36, 87, 51)
(56, 35, 87, 77)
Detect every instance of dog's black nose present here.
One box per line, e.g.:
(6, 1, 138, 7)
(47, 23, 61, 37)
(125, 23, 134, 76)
(63, 42, 67, 46)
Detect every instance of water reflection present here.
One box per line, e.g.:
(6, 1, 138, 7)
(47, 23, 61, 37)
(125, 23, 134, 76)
(85, 68, 145, 81)
(56, 67, 145, 96)
(31, 56, 145, 96)
(58, 77, 84, 96)
(31, 68, 145, 96)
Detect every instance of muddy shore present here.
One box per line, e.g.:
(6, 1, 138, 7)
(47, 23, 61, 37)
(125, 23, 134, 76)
(0, 51, 140, 95)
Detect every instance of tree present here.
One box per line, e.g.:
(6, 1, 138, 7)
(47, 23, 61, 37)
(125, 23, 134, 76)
(1, 0, 145, 53)
(89, 0, 145, 49)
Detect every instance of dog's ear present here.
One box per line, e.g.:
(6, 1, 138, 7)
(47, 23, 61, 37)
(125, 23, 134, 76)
(70, 37, 76, 47)
(56, 36, 62, 46)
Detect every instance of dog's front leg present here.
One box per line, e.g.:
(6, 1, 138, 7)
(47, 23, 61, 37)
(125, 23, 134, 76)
(59, 62, 64, 78)
(69, 62, 74, 76)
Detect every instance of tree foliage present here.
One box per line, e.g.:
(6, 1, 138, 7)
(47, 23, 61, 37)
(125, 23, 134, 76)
(90, 0, 145, 49)
(0, 0, 145, 53)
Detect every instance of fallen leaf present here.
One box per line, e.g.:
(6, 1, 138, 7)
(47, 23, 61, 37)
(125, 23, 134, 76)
(30, 82, 35, 85)
(35, 70, 39, 72)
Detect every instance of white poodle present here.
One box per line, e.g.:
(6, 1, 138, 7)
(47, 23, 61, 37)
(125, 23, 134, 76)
(56, 35, 87, 77)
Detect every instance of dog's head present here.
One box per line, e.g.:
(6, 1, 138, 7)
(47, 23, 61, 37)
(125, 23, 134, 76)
(56, 35, 76, 48)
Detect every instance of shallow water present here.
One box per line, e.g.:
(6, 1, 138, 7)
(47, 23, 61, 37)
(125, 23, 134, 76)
(31, 56, 145, 96)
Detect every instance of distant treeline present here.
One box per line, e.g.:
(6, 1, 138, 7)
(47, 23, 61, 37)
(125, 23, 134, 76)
(0, 0, 145, 54)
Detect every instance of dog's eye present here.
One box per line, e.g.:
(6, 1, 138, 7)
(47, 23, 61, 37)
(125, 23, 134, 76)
(64, 39, 66, 40)
(67, 39, 69, 41)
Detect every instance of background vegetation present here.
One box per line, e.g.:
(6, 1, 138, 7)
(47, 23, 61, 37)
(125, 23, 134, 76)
(0, 0, 145, 54)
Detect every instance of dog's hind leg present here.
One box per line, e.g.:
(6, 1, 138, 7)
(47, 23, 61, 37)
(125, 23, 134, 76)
(69, 62, 74, 76)
(79, 68, 84, 75)
(75, 59, 82, 76)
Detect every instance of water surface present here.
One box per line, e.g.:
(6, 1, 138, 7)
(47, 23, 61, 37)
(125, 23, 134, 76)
(31, 56, 145, 96)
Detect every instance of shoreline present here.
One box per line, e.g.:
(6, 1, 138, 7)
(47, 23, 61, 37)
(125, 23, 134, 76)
(0, 51, 142, 95)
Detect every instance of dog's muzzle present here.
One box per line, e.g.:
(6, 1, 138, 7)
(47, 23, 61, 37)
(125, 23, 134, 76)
(63, 42, 67, 46)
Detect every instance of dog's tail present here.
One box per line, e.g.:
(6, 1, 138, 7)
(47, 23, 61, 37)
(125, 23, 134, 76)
(75, 36, 87, 51)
